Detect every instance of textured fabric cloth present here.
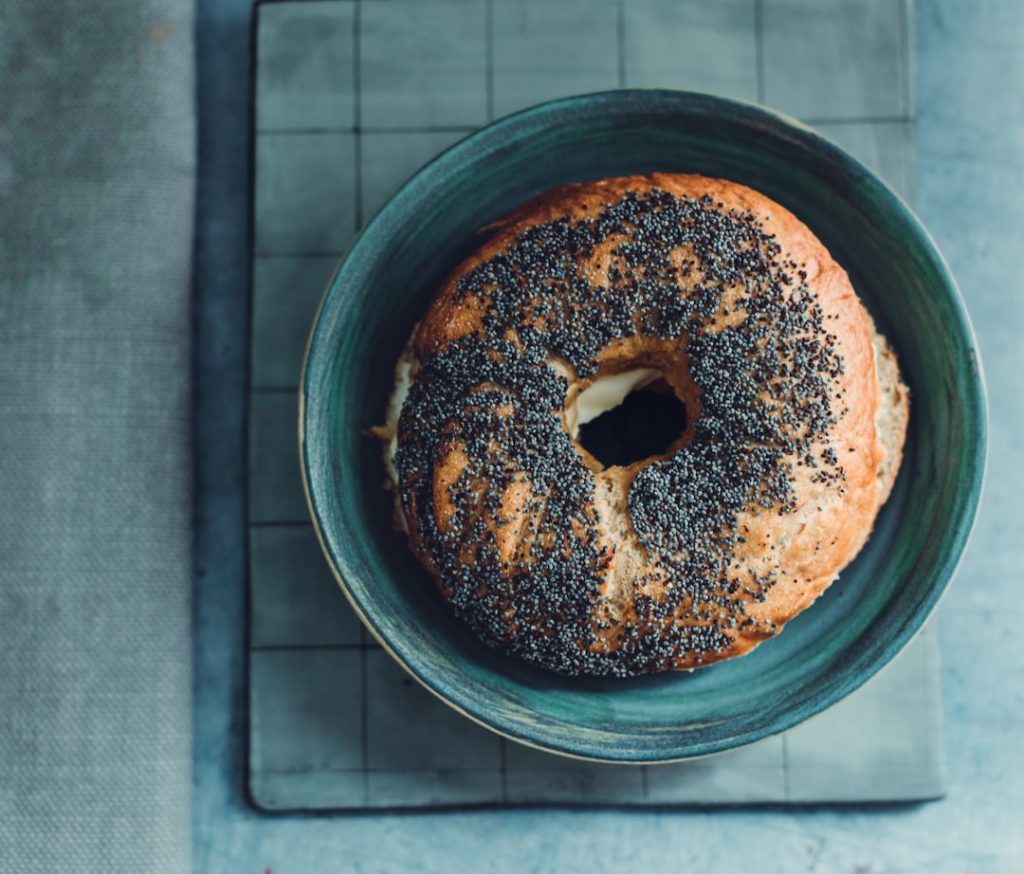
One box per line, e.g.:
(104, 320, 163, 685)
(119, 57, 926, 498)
(0, 3, 194, 872)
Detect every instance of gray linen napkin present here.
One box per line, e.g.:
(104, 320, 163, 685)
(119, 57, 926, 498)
(0, 3, 194, 871)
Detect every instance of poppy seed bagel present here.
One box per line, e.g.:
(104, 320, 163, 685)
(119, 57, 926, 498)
(374, 174, 908, 677)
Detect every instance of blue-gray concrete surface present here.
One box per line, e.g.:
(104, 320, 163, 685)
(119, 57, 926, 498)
(194, 1, 1024, 870)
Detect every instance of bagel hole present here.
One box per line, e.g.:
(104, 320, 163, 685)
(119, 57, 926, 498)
(575, 376, 687, 469)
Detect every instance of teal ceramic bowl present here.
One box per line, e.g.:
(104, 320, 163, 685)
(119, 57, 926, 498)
(300, 90, 985, 762)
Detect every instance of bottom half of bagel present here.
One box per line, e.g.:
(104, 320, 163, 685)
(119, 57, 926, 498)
(373, 317, 908, 676)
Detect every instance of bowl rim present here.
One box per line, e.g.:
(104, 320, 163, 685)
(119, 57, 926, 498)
(299, 88, 988, 763)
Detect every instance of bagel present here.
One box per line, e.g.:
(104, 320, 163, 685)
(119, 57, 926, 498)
(374, 174, 908, 677)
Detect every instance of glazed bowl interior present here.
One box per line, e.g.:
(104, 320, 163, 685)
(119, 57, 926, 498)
(301, 90, 985, 762)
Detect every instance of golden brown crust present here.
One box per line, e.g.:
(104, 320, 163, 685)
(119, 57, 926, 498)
(869, 320, 911, 506)
(394, 174, 907, 673)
